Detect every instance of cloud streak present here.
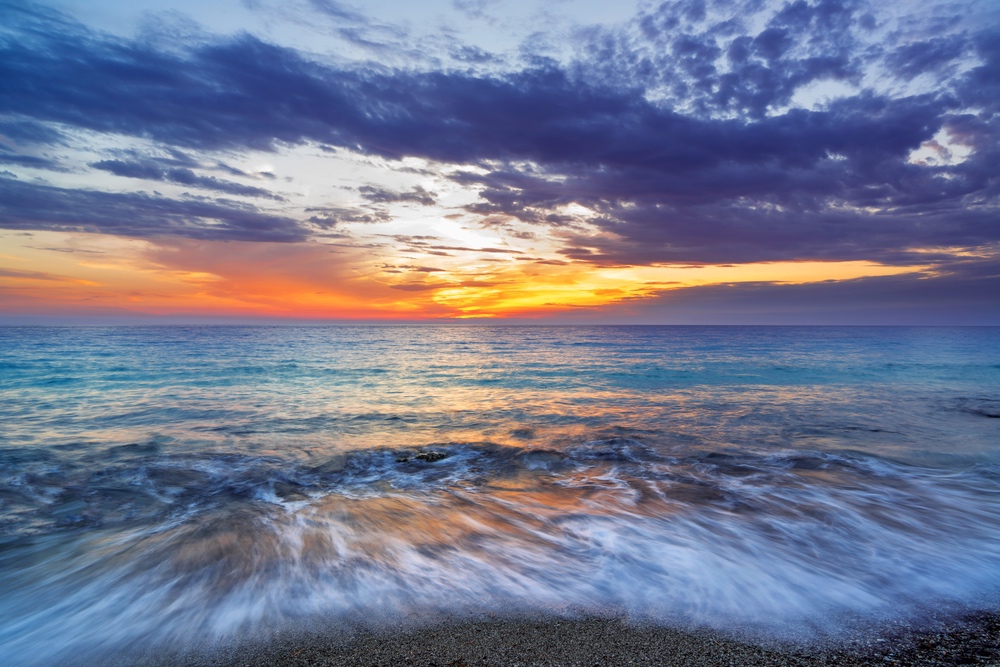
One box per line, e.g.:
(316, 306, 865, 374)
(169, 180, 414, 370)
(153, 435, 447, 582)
(90, 159, 285, 200)
(0, 177, 305, 242)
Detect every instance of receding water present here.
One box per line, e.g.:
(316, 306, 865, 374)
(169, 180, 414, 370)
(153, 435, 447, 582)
(1, 326, 999, 664)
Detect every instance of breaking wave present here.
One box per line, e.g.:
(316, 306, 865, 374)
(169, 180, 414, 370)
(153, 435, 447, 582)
(2, 439, 999, 665)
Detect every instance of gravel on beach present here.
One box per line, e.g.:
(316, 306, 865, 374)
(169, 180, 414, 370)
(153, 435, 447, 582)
(133, 612, 1000, 667)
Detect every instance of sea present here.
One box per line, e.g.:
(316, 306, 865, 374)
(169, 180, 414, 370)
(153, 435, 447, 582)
(1, 325, 999, 664)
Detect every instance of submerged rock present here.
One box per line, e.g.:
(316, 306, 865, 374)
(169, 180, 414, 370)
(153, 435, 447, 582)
(414, 451, 449, 463)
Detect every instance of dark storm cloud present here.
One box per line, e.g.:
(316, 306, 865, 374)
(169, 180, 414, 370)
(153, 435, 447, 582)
(0, 0, 997, 266)
(90, 159, 286, 200)
(0, 177, 305, 241)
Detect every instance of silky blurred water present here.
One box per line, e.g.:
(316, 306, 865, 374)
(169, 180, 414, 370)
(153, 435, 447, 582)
(1, 326, 999, 665)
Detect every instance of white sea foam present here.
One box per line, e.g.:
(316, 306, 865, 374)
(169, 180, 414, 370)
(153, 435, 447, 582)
(1, 443, 998, 665)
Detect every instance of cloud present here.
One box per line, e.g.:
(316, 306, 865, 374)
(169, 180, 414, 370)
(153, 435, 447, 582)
(0, 117, 66, 146)
(244, 0, 410, 58)
(357, 185, 437, 206)
(0, 0, 996, 270)
(0, 150, 64, 170)
(0, 177, 306, 242)
(0, 267, 69, 281)
(886, 34, 969, 81)
(597, 257, 1000, 325)
(383, 235, 523, 255)
(90, 159, 285, 200)
(305, 205, 391, 227)
(452, 0, 500, 22)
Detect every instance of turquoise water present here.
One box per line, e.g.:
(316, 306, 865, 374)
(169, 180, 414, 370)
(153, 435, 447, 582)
(1, 326, 999, 664)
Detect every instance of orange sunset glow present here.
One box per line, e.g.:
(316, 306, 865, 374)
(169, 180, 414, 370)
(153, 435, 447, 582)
(0, 230, 930, 319)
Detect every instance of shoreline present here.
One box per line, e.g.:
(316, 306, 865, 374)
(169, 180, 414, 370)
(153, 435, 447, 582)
(129, 611, 1000, 667)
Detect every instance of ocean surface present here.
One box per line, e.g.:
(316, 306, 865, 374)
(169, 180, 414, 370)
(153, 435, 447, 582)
(1, 325, 999, 664)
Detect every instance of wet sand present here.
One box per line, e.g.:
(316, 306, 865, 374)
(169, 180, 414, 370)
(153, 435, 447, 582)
(135, 612, 1000, 667)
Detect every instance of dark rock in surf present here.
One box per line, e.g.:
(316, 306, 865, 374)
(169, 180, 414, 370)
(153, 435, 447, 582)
(415, 451, 448, 462)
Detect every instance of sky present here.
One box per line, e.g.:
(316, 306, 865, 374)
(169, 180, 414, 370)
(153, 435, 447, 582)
(0, 0, 998, 324)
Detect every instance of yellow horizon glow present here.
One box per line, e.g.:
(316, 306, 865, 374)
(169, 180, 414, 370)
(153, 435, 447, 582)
(0, 231, 931, 319)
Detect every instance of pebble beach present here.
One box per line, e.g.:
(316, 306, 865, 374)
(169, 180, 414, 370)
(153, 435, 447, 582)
(134, 613, 1000, 667)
